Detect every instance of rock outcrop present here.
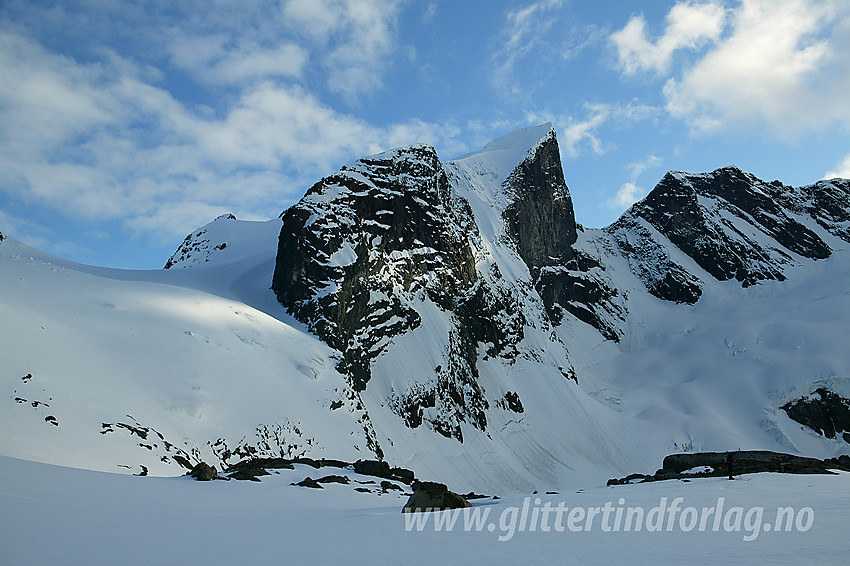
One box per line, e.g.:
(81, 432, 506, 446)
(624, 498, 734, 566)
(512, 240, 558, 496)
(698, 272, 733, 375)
(782, 388, 850, 442)
(402, 480, 472, 513)
(607, 451, 850, 485)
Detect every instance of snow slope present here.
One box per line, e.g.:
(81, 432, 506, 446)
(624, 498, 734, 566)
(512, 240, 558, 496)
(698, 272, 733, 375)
(0, 236, 373, 476)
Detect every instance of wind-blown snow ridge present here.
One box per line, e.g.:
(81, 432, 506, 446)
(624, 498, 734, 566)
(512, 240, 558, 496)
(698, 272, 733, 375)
(449, 122, 555, 190)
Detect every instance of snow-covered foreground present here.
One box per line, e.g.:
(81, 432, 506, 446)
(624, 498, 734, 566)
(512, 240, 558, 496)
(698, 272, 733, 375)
(2, 455, 847, 565)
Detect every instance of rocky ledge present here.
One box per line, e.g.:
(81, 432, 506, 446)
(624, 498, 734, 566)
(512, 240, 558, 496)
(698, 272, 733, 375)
(607, 451, 850, 485)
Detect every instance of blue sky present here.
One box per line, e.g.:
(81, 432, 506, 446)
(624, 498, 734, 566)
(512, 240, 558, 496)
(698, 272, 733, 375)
(2, 0, 850, 269)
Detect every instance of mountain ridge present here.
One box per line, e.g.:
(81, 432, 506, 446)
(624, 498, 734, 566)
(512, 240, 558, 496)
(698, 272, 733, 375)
(3, 124, 850, 492)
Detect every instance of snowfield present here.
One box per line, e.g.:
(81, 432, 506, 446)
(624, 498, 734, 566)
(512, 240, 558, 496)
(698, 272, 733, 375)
(2, 455, 848, 565)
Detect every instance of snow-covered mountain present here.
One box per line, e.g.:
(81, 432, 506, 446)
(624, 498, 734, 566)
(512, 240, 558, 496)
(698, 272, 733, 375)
(2, 124, 849, 492)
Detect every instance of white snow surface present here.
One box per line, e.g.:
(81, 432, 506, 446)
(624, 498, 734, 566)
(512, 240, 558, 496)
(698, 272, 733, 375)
(1, 455, 848, 565)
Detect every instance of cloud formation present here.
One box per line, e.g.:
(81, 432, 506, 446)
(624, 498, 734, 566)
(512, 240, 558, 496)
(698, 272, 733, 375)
(825, 153, 850, 179)
(610, 1, 726, 75)
(0, 12, 461, 246)
(607, 154, 663, 210)
(612, 0, 850, 138)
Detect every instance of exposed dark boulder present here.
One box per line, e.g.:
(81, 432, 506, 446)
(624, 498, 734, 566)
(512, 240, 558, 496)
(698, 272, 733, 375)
(189, 462, 217, 481)
(353, 459, 415, 485)
(502, 391, 524, 413)
(292, 477, 323, 489)
(317, 475, 350, 485)
(228, 468, 271, 482)
(402, 480, 472, 513)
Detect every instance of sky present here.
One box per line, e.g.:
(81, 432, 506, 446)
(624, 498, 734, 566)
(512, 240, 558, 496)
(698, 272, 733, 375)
(1, 0, 850, 269)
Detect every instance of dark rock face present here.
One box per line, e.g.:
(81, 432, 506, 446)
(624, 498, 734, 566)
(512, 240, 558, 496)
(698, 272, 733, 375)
(402, 480, 472, 513)
(501, 133, 627, 339)
(270, 144, 532, 442)
(272, 145, 477, 392)
(768, 178, 850, 243)
(261, 123, 850, 473)
(503, 133, 577, 271)
(535, 248, 627, 340)
(782, 388, 850, 441)
(607, 216, 703, 304)
(630, 167, 831, 287)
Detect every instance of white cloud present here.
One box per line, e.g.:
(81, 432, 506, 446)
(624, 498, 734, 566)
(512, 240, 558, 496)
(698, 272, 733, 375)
(282, 0, 402, 98)
(557, 105, 610, 156)
(612, 0, 850, 138)
(611, 1, 726, 75)
(825, 153, 850, 179)
(626, 154, 663, 180)
(0, 29, 464, 245)
(609, 182, 645, 209)
(169, 37, 308, 85)
(556, 103, 657, 157)
(490, 0, 567, 98)
(516, 103, 657, 160)
(607, 155, 662, 210)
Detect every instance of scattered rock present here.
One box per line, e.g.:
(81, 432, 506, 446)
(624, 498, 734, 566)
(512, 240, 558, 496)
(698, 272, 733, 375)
(44, 415, 58, 426)
(228, 457, 295, 472)
(354, 459, 415, 484)
(317, 475, 350, 485)
(381, 480, 403, 491)
(292, 477, 323, 489)
(291, 457, 322, 468)
(463, 492, 489, 499)
(223, 456, 415, 485)
(229, 468, 271, 482)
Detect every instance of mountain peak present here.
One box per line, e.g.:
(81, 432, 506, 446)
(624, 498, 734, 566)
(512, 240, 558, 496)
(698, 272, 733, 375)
(448, 123, 555, 186)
